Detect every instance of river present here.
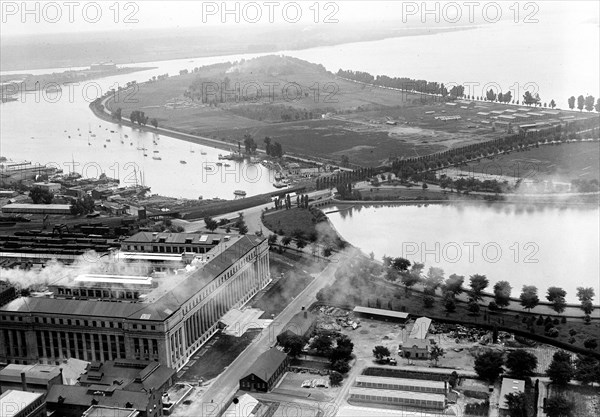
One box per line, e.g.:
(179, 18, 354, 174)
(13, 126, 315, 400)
(2, 12, 598, 199)
(326, 202, 600, 304)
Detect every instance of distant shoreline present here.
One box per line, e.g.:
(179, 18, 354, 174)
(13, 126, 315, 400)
(0, 26, 474, 73)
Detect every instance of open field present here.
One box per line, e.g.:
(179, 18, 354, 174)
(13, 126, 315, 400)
(455, 141, 600, 183)
(103, 55, 600, 167)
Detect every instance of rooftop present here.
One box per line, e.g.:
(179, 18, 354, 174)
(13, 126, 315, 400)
(82, 405, 140, 417)
(353, 306, 409, 320)
(355, 375, 446, 389)
(222, 394, 260, 417)
(79, 360, 175, 393)
(0, 235, 264, 321)
(123, 232, 223, 246)
(243, 348, 288, 382)
(349, 387, 446, 403)
(46, 385, 150, 411)
(0, 390, 43, 417)
(0, 363, 61, 385)
(408, 317, 432, 339)
(499, 378, 525, 409)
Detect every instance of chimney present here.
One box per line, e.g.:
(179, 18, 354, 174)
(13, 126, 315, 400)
(21, 372, 27, 391)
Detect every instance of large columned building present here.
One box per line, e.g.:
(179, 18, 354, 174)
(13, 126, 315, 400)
(0, 234, 270, 370)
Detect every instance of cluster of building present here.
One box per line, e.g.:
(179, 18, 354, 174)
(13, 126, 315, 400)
(0, 229, 272, 416)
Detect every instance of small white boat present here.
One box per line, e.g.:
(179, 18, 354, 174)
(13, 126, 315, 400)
(200, 151, 207, 155)
(152, 156, 162, 160)
(234, 190, 247, 197)
(180, 160, 187, 164)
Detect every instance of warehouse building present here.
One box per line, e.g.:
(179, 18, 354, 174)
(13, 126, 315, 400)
(355, 375, 447, 394)
(0, 235, 270, 371)
(121, 232, 223, 254)
(0, 363, 62, 393)
(349, 387, 446, 410)
(1, 204, 72, 215)
(352, 306, 409, 323)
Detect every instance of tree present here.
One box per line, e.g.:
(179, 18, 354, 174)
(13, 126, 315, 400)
(373, 345, 391, 362)
(577, 95, 585, 112)
(330, 359, 350, 374)
(310, 333, 332, 356)
(329, 371, 343, 386)
(330, 334, 353, 363)
(243, 134, 257, 154)
(545, 396, 574, 417)
(474, 350, 505, 381)
(468, 300, 481, 315)
(549, 99, 556, 109)
(70, 195, 95, 215)
(29, 187, 54, 204)
(423, 295, 435, 309)
(546, 351, 574, 385)
(567, 96, 575, 110)
(203, 216, 218, 231)
(584, 95, 595, 112)
(506, 349, 537, 379)
(281, 334, 307, 358)
(444, 274, 464, 296)
(576, 287, 595, 315)
(424, 267, 444, 292)
(493, 281, 512, 308)
(267, 234, 278, 246)
(391, 257, 411, 271)
(445, 297, 456, 313)
(263, 136, 272, 156)
(469, 274, 489, 301)
(505, 392, 528, 417)
(574, 354, 600, 385)
(547, 287, 567, 302)
(583, 338, 598, 350)
(340, 155, 350, 167)
(520, 285, 539, 311)
(281, 236, 292, 249)
(595, 97, 600, 112)
(400, 272, 420, 295)
(430, 344, 445, 366)
(295, 239, 307, 249)
(150, 118, 158, 129)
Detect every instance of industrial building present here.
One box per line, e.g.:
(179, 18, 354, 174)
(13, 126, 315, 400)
(240, 348, 289, 392)
(1, 204, 72, 215)
(121, 231, 224, 254)
(0, 234, 270, 370)
(276, 310, 316, 343)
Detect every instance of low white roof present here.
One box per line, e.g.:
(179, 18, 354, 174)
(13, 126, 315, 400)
(222, 393, 260, 417)
(0, 390, 43, 417)
(353, 306, 409, 320)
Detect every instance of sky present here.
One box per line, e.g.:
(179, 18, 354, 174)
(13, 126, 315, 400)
(1, 0, 598, 37)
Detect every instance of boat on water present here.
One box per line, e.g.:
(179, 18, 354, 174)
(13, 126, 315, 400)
(143, 153, 148, 157)
(200, 151, 207, 155)
(273, 181, 287, 188)
(103, 144, 107, 148)
(153, 150, 159, 153)
(106, 139, 111, 142)
(234, 190, 247, 197)
(216, 162, 223, 166)
(180, 160, 187, 164)
(91, 134, 96, 137)
(204, 166, 213, 171)
(152, 156, 162, 160)
(124, 134, 128, 138)
(224, 163, 231, 167)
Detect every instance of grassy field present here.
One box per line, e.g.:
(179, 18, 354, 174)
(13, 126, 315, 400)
(107, 55, 598, 167)
(457, 141, 600, 183)
(181, 331, 259, 382)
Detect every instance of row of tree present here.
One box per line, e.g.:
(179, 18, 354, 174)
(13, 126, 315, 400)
(337, 69, 465, 98)
(262, 136, 283, 157)
(382, 256, 596, 318)
(568, 95, 599, 112)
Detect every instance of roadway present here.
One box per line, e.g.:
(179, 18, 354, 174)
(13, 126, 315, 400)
(172, 258, 344, 417)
